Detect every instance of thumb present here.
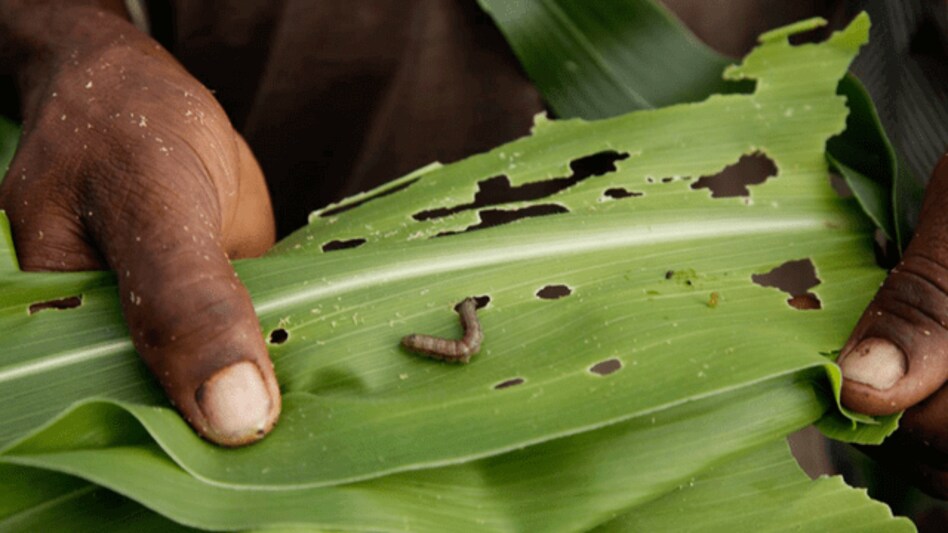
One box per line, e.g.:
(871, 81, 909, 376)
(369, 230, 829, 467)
(89, 180, 281, 447)
(839, 153, 948, 415)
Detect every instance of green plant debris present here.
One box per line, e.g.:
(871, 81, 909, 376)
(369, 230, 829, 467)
(707, 291, 721, 308)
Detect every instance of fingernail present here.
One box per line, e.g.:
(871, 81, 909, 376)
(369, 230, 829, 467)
(196, 361, 274, 445)
(839, 338, 907, 390)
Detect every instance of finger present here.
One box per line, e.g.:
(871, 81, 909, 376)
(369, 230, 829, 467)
(0, 198, 104, 272)
(839, 153, 948, 415)
(85, 163, 281, 447)
(0, 145, 104, 271)
(221, 134, 275, 259)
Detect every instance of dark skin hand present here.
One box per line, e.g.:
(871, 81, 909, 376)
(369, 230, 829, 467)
(0, 0, 280, 446)
(0, 2, 946, 493)
(837, 153, 948, 497)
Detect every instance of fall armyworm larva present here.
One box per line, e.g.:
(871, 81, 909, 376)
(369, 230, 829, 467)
(402, 297, 483, 363)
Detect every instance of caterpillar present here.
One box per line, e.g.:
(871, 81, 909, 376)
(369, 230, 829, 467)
(402, 297, 483, 363)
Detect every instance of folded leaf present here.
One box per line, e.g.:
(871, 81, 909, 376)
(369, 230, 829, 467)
(596, 439, 914, 532)
(0, 377, 849, 531)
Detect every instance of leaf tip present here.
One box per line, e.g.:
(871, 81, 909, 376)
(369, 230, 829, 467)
(758, 17, 828, 43)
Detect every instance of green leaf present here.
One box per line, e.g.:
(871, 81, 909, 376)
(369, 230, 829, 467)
(892, 154, 926, 252)
(0, 466, 192, 533)
(7, 446, 913, 532)
(475, 0, 745, 118)
(1, 378, 908, 530)
(0, 376, 818, 531)
(479, 0, 912, 253)
(0, 377, 906, 531)
(825, 75, 896, 241)
(0, 13, 909, 531)
(0, 115, 18, 186)
(595, 439, 914, 532)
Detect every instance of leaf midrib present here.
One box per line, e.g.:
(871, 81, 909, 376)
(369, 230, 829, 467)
(253, 215, 831, 313)
(0, 214, 835, 386)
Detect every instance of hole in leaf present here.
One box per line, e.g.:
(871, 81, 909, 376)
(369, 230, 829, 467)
(536, 284, 572, 299)
(690, 152, 777, 198)
(788, 26, 832, 46)
(413, 150, 628, 221)
(828, 172, 853, 198)
(603, 187, 643, 200)
(589, 358, 622, 376)
(28, 295, 83, 315)
(456, 295, 491, 311)
(787, 294, 822, 310)
(873, 228, 899, 269)
(494, 377, 524, 390)
(664, 268, 698, 287)
(751, 259, 822, 310)
(661, 177, 674, 183)
(722, 78, 757, 95)
(438, 204, 568, 236)
(320, 178, 420, 217)
(322, 238, 366, 252)
(268, 328, 289, 344)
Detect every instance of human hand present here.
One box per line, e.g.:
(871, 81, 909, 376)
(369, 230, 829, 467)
(838, 153, 948, 497)
(0, 2, 281, 446)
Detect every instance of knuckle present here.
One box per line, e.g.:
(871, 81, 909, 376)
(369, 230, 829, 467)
(877, 254, 948, 332)
(128, 270, 254, 352)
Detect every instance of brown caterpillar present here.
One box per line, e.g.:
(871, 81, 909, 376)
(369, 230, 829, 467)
(402, 297, 483, 363)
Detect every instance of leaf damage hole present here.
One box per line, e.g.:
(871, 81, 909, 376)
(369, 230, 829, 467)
(319, 178, 420, 217)
(268, 328, 289, 344)
(494, 377, 525, 390)
(589, 358, 622, 376)
(437, 204, 568, 236)
(459, 295, 491, 310)
(787, 294, 822, 310)
(873, 228, 898, 269)
(603, 187, 643, 200)
(664, 269, 697, 287)
(751, 258, 822, 310)
(788, 26, 832, 46)
(28, 295, 83, 315)
(828, 172, 853, 198)
(690, 152, 777, 198)
(536, 284, 572, 299)
(413, 150, 629, 221)
(322, 238, 366, 252)
(723, 78, 757, 95)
